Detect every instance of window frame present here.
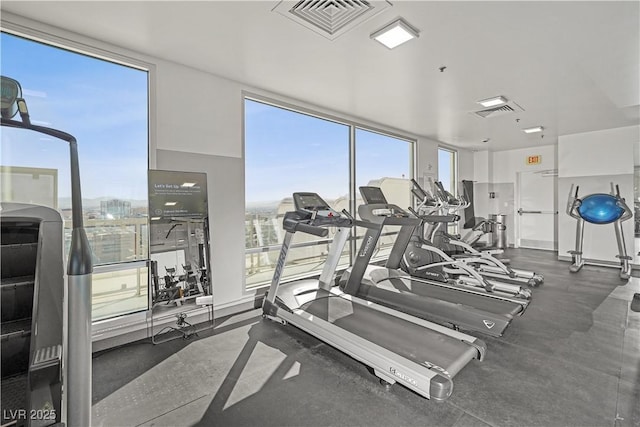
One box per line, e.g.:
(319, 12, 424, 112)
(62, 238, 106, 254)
(437, 146, 459, 234)
(437, 146, 458, 196)
(243, 93, 416, 290)
(1, 19, 155, 320)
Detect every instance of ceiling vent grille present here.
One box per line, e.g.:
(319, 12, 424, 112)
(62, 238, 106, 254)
(472, 102, 524, 119)
(273, 0, 392, 40)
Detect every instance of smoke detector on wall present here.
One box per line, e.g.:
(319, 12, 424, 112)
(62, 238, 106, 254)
(273, 0, 392, 40)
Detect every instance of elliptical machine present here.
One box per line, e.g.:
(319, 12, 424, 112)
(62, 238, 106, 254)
(566, 183, 633, 280)
(343, 186, 532, 299)
(458, 180, 498, 248)
(410, 180, 543, 287)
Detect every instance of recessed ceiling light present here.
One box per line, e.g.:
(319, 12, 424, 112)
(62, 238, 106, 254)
(150, 216, 161, 221)
(371, 18, 419, 49)
(477, 96, 508, 108)
(523, 126, 544, 133)
(164, 201, 177, 206)
(181, 182, 196, 187)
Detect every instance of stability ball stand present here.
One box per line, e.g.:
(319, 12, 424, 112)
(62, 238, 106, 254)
(566, 183, 633, 280)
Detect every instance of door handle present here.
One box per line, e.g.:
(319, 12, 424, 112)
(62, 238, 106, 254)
(518, 209, 542, 215)
(518, 209, 556, 215)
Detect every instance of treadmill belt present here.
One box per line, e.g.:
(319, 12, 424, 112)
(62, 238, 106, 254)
(300, 295, 478, 377)
(380, 276, 523, 318)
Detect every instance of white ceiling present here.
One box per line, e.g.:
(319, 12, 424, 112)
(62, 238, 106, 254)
(2, 1, 639, 151)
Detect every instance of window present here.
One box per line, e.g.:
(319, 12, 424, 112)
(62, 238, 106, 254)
(1, 31, 150, 320)
(355, 128, 413, 207)
(355, 128, 413, 261)
(438, 147, 457, 195)
(244, 99, 350, 288)
(244, 97, 414, 288)
(438, 147, 459, 233)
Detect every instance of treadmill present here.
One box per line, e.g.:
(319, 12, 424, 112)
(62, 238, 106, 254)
(338, 186, 529, 338)
(263, 192, 486, 401)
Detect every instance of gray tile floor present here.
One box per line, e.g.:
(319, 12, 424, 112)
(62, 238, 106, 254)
(92, 249, 640, 427)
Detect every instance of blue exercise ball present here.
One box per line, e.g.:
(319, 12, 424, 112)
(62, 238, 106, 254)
(577, 193, 624, 224)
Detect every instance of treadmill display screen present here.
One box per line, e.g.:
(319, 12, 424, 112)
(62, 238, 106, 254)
(293, 193, 330, 211)
(360, 186, 388, 204)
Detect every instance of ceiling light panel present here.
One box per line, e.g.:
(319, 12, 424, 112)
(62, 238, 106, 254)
(523, 126, 544, 133)
(371, 18, 419, 49)
(477, 96, 508, 108)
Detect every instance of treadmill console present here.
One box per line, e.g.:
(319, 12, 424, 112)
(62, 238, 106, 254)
(293, 192, 331, 211)
(360, 186, 388, 204)
(286, 192, 352, 230)
(359, 186, 409, 219)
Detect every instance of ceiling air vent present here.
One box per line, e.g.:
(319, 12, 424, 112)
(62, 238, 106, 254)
(273, 0, 392, 40)
(472, 101, 524, 119)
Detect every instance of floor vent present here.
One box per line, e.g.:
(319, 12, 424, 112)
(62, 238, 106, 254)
(472, 102, 524, 118)
(273, 0, 392, 40)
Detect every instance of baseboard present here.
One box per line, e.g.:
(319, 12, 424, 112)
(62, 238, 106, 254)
(92, 294, 259, 352)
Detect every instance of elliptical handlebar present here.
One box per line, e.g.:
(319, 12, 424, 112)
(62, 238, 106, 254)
(410, 179, 428, 199)
(410, 179, 442, 215)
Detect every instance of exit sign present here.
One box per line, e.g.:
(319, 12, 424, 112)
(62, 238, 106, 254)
(526, 155, 542, 165)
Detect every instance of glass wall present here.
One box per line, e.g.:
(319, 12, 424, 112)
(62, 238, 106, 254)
(438, 147, 459, 233)
(438, 147, 457, 195)
(355, 128, 413, 261)
(1, 31, 150, 319)
(244, 99, 350, 288)
(244, 98, 414, 288)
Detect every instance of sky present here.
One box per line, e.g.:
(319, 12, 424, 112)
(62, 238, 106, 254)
(245, 99, 413, 204)
(438, 148, 453, 193)
(1, 32, 149, 202)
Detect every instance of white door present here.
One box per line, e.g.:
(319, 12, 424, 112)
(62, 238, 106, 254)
(517, 171, 557, 250)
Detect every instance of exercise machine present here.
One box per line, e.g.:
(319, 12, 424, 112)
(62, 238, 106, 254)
(338, 187, 530, 338)
(411, 180, 543, 287)
(566, 183, 633, 279)
(263, 192, 486, 400)
(459, 180, 498, 247)
(417, 180, 503, 256)
(1, 76, 93, 426)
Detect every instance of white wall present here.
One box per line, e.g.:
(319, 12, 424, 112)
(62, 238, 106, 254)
(458, 149, 474, 182)
(154, 61, 250, 310)
(473, 151, 489, 183)
(415, 136, 439, 188)
(490, 145, 557, 183)
(156, 62, 243, 159)
(558, 126, 638, 178)
(557, 126, 639, 265)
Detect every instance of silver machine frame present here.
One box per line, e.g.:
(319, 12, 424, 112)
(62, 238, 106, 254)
(263, 193, 486, 401)
(427, 180, 544, 287)
(1, 76, 93, 426)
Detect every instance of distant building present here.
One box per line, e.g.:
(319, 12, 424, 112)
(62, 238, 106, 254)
(101, 199, 132, 219)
